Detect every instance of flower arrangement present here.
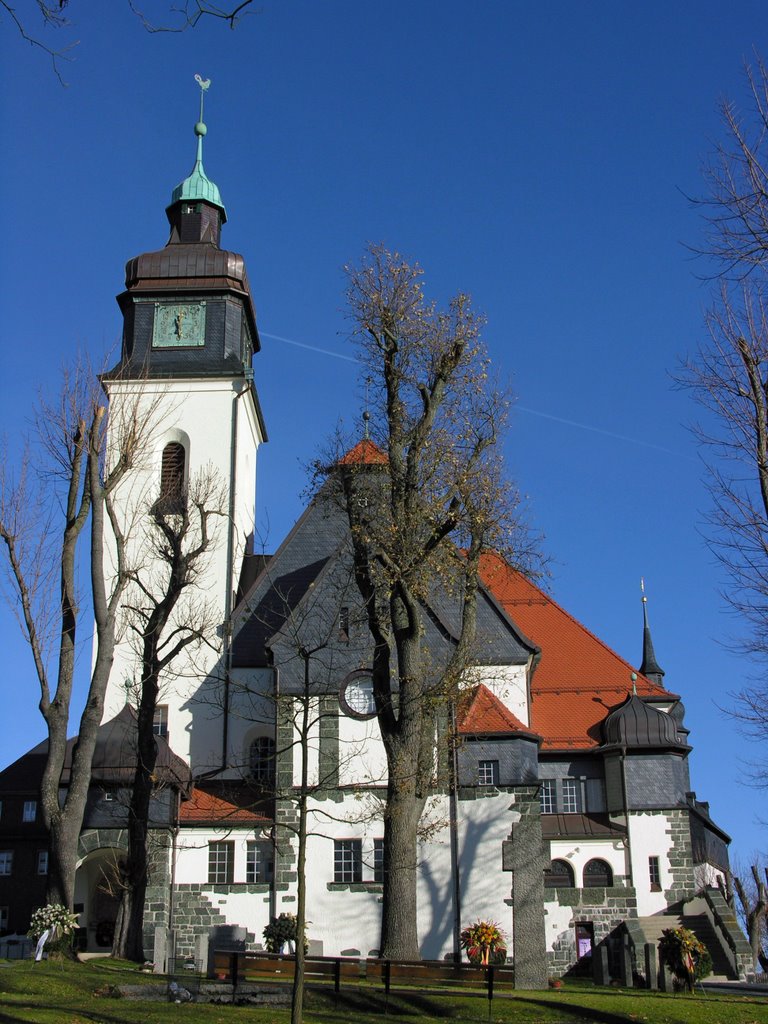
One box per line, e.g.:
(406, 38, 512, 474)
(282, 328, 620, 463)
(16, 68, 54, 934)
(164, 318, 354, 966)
(27, 903, 80, 941)
(263, 913, 308, 954)
(658, 927, 712, 992)
(460, 919, 507, 965)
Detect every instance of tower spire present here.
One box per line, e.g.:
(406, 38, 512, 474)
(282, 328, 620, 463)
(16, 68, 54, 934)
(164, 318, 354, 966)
(639, 578, 665, 686)
(167, 74, 226, 228)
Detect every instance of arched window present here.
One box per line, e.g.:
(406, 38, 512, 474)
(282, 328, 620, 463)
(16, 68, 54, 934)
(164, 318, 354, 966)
(583, 858, 613, 887)
(249, 736, 275, 787)
(544, 858, 575, 888)
(159, 442, 186, 512)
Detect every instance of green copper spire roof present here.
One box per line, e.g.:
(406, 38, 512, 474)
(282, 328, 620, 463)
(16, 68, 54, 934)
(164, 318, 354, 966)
(169, 75, 227, 220)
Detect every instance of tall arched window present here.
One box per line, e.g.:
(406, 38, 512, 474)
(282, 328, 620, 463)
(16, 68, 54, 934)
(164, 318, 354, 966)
(544, 858, 575, 888)
(249, 736, 276, 787)
(583, 858, 613, 887)
(159, 442, 186, 512)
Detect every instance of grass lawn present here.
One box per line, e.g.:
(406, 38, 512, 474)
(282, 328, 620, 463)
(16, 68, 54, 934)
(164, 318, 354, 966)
(0, 958, 766, 1024)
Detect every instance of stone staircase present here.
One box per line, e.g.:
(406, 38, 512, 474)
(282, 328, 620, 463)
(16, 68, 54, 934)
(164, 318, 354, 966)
(635, 913, 736, 980)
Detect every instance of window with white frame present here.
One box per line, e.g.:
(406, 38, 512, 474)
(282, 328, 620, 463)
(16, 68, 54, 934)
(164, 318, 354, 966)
(539, 779, 557, 814)
(334, 840, 362, 883)
(208, 841, 234, 884)
(22, 800, 36, 823)
(246, 840, 274, 884)
(249, 736, 276, 786)
(37, 851, 48, 875)
(478, 760, 499, 787)
(561, 778, 580, 813)
(0, 852, 12, 876)
(153, 705, 168, 739)
(373, 839, 385, 883)
(649, 855, 661, 891)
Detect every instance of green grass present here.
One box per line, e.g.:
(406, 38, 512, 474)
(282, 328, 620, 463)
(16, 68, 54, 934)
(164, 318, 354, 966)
(0, 958, 766, 1024)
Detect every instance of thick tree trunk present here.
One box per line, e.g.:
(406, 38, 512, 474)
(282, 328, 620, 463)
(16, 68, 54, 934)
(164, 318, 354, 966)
(112, 671, 159, 961)
(379, 774, 426, 960)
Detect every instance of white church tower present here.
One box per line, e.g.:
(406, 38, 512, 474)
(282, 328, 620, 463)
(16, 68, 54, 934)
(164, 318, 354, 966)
(101, 81, 266, 771)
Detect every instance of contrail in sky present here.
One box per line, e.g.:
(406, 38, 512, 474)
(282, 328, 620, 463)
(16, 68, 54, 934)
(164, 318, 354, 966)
(262, 330, 692, 459)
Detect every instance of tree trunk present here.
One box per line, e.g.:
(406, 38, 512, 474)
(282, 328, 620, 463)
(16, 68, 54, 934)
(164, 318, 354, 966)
(379, 775, 425, 960)
(112, 670, 160, 961)
(290, 685, 311, 1024)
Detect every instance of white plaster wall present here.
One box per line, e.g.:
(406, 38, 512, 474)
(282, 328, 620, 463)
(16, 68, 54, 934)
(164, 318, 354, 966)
(174, 826, 271, 885)
(627, 811, 675, 915)
(227, 669, 275, 776)
(469, 664, 529, 726)
(99, 378, 262, 768)
(337, 714, 388, 787)
(292, 698, 320, 787)
(548, 838, 629, 890)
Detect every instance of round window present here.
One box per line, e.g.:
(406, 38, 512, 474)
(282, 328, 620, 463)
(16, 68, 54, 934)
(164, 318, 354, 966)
(340, 671, 376, 719)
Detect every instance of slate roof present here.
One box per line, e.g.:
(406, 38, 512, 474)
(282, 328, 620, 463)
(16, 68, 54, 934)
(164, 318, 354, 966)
(479, 552, 675, 751)
(0, 707, 192, 797)
(457, 683, 540, 740)
(540, 813, 627, 838)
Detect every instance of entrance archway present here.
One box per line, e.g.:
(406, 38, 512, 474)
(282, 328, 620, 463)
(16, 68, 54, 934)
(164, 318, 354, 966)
(73, 848, 124, 953)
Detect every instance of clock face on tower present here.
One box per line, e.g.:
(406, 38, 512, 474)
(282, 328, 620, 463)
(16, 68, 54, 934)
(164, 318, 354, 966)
(152, 302, 206, 348)
(339, 671, 376, 719)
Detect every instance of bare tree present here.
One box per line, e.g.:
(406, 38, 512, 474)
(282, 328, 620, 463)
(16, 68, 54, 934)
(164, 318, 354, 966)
(2, 0, 254, 82)
(320, 244, 536, 960)
(679, 56, 768, 775)
(0, 364, 155, 913)
(112, 468, 226, 961)
(731, 863, 768, 970)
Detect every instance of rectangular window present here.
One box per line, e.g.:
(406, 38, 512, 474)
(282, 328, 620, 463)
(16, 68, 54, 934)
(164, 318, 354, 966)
(246, 840, 274, 884)
(334, 840, 362, 883)
(37, 851, 48, 875)
(0, 852, 12, 876)
(22, 801, 36, 823)
(0, 906, 7, 932)
(373, 839, 385, 883)
(338, 607, 350, 642)
(478, 760, 499, 787)
(208, 841, 234, 884)
(561, 778, 580, 813)
(649, 855, 661, 891)
(539, 779, 557, 814)
(153, 705, 168, 739)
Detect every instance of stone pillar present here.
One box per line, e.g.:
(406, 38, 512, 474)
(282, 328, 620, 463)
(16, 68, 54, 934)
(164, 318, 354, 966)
(644, 943, 658, 990)
(501, 788, 549, 989)
(620, 933, 633, 987)
(593, 943, 610, 986)
(658, 958, 672, 992)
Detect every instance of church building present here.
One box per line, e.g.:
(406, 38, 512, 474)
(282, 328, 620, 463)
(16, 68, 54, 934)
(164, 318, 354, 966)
(0, 98, 750, 983)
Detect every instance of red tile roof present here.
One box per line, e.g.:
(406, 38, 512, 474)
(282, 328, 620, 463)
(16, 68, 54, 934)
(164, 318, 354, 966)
(179, 785, 272, 825)
(338, 439, 388, 465)
(479, 552, 673, 751)
(457, 683, 540, 739)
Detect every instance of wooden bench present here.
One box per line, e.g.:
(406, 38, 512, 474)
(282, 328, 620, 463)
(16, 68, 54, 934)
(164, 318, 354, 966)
(212, 950, 361, 992)
(212, 950, 515, 1002)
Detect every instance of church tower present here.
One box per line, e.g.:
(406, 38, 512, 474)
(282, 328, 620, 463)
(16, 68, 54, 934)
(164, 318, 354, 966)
(101, 81, 266, 769)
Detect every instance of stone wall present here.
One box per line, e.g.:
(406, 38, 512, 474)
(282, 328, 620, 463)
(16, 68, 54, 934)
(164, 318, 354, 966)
(546, 885, 638, 977)
(171, 884, 261, 958)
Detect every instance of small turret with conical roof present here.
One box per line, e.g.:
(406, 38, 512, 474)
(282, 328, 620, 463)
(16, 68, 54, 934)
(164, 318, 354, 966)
(639, 578, 665, 686)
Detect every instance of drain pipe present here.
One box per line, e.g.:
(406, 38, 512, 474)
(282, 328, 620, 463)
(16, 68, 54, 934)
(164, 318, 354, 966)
(222, 375, 252, 769)
(449, 702, 462, 961)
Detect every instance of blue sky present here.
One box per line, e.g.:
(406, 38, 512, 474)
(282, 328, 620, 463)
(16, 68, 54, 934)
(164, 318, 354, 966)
(1, 1, 767, 860)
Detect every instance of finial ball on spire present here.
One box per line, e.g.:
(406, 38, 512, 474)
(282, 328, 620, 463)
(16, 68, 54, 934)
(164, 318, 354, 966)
(195, 121, 207, 137)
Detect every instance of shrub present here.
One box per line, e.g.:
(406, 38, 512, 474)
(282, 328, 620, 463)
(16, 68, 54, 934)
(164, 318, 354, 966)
(263, 913, 308, 954)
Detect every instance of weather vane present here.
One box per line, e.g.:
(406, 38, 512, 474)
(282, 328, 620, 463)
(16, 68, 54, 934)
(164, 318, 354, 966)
(194, 73, 211, 126)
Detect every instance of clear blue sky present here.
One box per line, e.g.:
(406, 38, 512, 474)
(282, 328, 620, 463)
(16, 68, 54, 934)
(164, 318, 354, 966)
(1, 1, 767, 861)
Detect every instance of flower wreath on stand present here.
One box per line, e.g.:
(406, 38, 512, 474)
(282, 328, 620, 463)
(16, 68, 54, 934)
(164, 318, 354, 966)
(262, 913, 309, 955)
(460, 919, 507, 966)
(28, 904, 80, 956)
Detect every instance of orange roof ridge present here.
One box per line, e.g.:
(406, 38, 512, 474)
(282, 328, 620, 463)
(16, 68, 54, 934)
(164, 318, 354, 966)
(338, 438, 388, 465)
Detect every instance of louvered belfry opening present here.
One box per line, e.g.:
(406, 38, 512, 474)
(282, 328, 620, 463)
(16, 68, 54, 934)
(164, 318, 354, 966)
(158, 442, 186, 514)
